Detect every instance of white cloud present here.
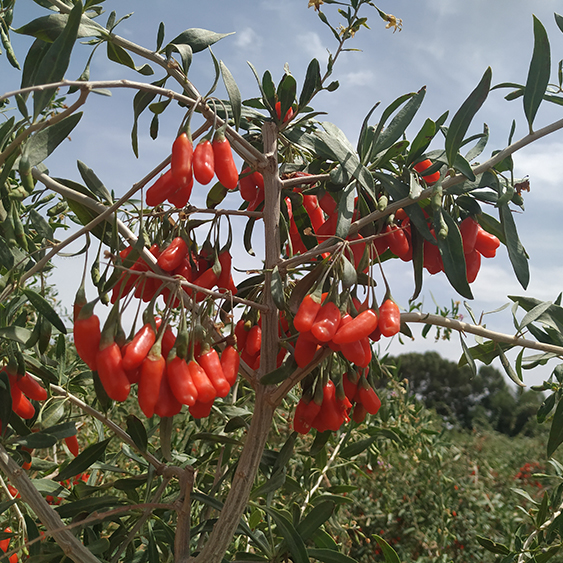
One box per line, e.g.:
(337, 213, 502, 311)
(344, 70, 376, 87)
(302, 31, 327, 61)
(234, 27, 262, 50)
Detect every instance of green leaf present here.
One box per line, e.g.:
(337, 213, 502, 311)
(524, 16, 551, 131)
(15, 12, 106, 43)
(317, 123, 375, 196)
(206, 181, 227, 209)
(260, 358, 297, 385)
(371, 86, 425, 156)
(265, 507, 309, 563)
(126, 415, 147, 452)
(297, 501, 335, 541)
(459, 334, 477, 377)
(24, 112, 83, 167)
(299, 58, 321, 109)
(372, 535, 400, 563)
(340, 437, 376, 458)
(499, 203, 529, 289)
(131, 86, 158, 157)
(445, 67, 492, 166)
(271, 266, 285, 310)
(548, 397, 563, 457)
(476, 535, 510, 555)
(277, 73, 297, 123)
(77, 160, 113, 205)
(55, 438, 111, 481)
(23, 288, 67, 334)
(335, 183, 355, 240)
(374, 172, 433, 242)
(221, 60, 241, 130)
(537, 393, 556, 424)
(244, 216, 256, 256)
(32, 1, 83, 119)
(167, 28, 234, 54)
(519, 300, 553, 331)
(24, 514, 40, 557)
(107, 42, 153, 75)
(406, 118, 436, 166)
(0, 326, 32, 345)
(55, 495, 127, 519)
(308, 549, 359, 563)
(497, 344, 524, 387)
(435, 210, 473, 299)
(0, 371, 12, 433)
(14, 432, 57, 449)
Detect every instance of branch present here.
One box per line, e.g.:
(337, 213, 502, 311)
(401, 312, 563, 357)
(0, 444, 101, 563)
(0, 88, 89, 168)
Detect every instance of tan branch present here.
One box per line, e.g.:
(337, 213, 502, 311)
(401, 312, 563, 357)
(0, 444, 101, 563)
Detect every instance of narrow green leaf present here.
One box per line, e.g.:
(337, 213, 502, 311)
(297, 501, 335, 541)
(206, 181, 228, 209)
(524, 16, 551, 131)
(476, 535, 510, 555)
(277, 73, 297, 123)
(260, 358, 297, 385)
(77, 160, 113, 204)
(445, 67, 492, 166)
(372, 535, 400, 563)
(547, 398, 563, 457)
(266, 507, 309, 563)
(131, 87, 158, 157)
(126, 415, 147, 452)
(244, 216, 256, 256)
(107, 42, 153, 75)
(537, 393, 556, 424)
(220, 61, 241, 130)
(55, 495, 126, 519)
(299, 58, 321, 109)
(14, 432, 57, 449)
(372, 86, 425, 156)
(24, 112, 83, 167)
(167, 28, 234, 53)
(32, 0, 83, 119)
(459, 334, 477, 377)
(435, 210, 473, 299)
(499, 203, 529, 289)
(335, 183, 355, 240)
(340, 437, 376, 458)
(497, 344, 524, 387)
(24, 514, 40, 557)
(519, 300, 553, 331)
(308, 549, 359, 563)
(15, 13, 106, 43)
(271, 266, 285, 310)
(406, 118, 436, 165)
(23, 288, 67, 334)
(0, 326, 32, 345)
(55, 438, 111, 481)
(0, 371, 12, 433)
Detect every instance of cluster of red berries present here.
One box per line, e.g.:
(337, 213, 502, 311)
(293, 370, 381, 434)
(111, 239, 237, 307)
(74, 301, 241, 419)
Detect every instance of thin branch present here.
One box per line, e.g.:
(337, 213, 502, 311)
(0, 88, 89, 167)
(281, 174, 331, 189)
(46, 378, 166, 472)
(300, 430, 348, 512)
(110, 476, 172, 563)
(0, 444, 101, 563)
(401, 312, 563, 357)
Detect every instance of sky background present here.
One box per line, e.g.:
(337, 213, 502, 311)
(2, 0, 563, 388)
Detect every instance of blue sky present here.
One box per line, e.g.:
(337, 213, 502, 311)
(2, 0, 563, 387)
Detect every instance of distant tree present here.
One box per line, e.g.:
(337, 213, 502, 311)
(393, 352, 539, 433)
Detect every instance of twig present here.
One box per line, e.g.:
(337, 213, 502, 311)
(401, 312, 563, 357)
(0, 89, 89, 167)
(110, 476, 172, 563)
(174, 467, 195, 562)
(0, 444, 101, 563)
(300, 430, 348, 512)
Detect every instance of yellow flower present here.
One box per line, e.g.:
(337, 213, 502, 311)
(308, 0, 324, 12)
(384, 14, 402, 33)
